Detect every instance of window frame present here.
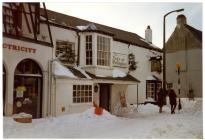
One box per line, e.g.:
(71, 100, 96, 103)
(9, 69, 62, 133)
(97, 35, 111, 66)
(85, 35, 93, 65)
(56, 40, 75, 65)
(72, 85, 93, 104)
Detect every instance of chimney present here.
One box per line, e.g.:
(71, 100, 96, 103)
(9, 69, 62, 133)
(145, 25, 152, 43)
(177, 14, 187, 28)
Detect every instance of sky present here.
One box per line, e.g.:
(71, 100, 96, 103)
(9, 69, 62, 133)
(45, 2, 202, 48)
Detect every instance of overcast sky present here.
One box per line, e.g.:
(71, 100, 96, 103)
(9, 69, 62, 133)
(45, 2, 202, 48)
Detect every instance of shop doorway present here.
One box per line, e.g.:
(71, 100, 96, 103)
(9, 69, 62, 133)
(99, 84, 110, 111)
(13, 59, 42, 118)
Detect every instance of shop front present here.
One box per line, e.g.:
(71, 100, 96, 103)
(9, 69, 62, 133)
(3, 38, 52, 118)
(89, 73, 140, 114)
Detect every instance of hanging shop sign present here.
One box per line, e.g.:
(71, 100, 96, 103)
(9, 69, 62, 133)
(112, 52, 128, 68)
(3, 43, 36, 54)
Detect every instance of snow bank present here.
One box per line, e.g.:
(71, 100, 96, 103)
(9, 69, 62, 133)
(112, 69, 127, 78)
(3, 98, 202, 138)
(53, 61, 76, 78)
(13, 112, 32, 118)
(80, 107, 116, 121)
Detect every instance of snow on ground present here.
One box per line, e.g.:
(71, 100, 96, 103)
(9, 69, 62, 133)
(3, 98, 202, 138)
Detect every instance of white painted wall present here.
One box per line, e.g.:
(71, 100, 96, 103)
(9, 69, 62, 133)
(54, 78, 93, 116)
(128, 45, 162, 104)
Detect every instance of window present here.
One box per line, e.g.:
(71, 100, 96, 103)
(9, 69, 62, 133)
(147, 83, 155, 98)
(147, 81, 162, 100)
(97, 36, 110, 66)
(86, 35, 92, 65)
(3, 3, 22, 34)
(151, 60, 161, 73)
(56, 41, 75, 65)
(73, 85, 92, 103)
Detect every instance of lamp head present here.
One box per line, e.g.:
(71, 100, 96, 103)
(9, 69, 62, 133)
(176, 9, 184, 12)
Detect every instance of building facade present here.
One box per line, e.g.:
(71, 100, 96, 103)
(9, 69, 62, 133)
(3, 2, 162, 118)
(165, 14, 202, 98)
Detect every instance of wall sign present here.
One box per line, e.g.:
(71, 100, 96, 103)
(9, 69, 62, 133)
(112, 52, 128, 67)
(3, 43, 36, 54)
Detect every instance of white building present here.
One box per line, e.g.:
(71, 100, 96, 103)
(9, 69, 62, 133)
(3, 3, 162, 118)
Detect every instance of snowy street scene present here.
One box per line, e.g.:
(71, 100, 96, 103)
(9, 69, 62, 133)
(2, 1, 202, 139)
(4, 98, 202, 138)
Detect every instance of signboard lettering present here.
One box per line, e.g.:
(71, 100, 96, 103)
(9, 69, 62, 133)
(3, 43, 36, 53)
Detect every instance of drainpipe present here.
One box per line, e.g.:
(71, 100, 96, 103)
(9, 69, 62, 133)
(137, 83, 139, 108)
(76, 31, 80, 66)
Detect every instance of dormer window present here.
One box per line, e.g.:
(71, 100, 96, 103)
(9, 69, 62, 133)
(97, 36, 110, 66)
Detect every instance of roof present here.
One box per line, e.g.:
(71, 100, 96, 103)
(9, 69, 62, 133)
(165, 23, 202, 53)
(86, 72, 140, 83)
(65, 66, 87, 78)
(185, 24, 202, 43)
(41, 9, 162, 52)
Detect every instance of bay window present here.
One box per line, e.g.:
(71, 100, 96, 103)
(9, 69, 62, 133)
(86, 35, 92, 65)
(97, 36, 110, 66)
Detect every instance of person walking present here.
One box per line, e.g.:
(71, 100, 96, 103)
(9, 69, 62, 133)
(167, 86, 177, 114)
(157, 88, 164, 113)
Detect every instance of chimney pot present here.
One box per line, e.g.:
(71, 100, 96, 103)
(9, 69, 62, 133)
(177, 14, 187, 28)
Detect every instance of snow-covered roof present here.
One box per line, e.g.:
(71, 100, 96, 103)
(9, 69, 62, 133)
(76, 23, 97, 31)
(112, 69, 127, 78)
(52, 61, 77, 78)
(74, 66, 92, 79)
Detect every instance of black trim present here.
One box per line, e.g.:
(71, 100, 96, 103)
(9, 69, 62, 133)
(40, 20, 78, 31)
(43, 3, 53, 47)
(3, 33, 53, 47)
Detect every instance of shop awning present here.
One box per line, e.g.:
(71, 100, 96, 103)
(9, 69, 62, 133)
(85, 72, 140, 85)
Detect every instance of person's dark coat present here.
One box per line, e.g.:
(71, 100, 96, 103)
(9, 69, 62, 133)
(157, 89, 164, 107)
(168, 89, 177, 105)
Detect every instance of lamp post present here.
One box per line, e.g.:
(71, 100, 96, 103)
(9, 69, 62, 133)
(163, 9, 184, 95)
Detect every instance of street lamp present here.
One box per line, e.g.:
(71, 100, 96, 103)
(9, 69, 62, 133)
(163, 8, 184, 94)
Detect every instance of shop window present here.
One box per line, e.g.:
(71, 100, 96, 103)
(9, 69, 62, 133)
(86, 35, 92, 65)
(97, 36, 110, 66)
(151, 60, 161, 73)
(15, 59, 41, 74)
(14, 59, 42, 118)
(73, 85, 92, 103)
(56, 40, 75, 65)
